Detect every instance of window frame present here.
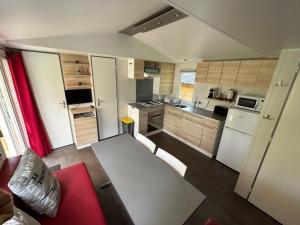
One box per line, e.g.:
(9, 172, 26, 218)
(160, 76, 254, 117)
(178, 70, 196, 103)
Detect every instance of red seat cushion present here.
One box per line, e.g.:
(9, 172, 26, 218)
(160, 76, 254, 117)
(204, 217, 220, 225)
(37, 163, 107, 225)
(0, 156, 21, 192)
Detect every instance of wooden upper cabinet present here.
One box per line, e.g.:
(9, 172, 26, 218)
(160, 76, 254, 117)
(206, 61, 223, 84)
(159, 63, 175, 95)
(60, 54, 89, 64)
(196, 62, 209, 83)
(236, 60, 262, 87)
(128, 59, 144, 80)
(255, 59, 278, 89)
(219, 61, 240, 86)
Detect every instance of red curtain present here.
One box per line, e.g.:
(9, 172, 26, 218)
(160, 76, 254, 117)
(7, 52, 52, 157)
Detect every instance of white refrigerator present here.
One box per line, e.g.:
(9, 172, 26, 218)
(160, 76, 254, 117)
(216, 108, 259, 172)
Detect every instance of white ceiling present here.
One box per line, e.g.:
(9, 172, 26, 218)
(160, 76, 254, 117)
(165, 0, 300, 57)
(0, 0, 166, 40)
(135, 17, 263, 62)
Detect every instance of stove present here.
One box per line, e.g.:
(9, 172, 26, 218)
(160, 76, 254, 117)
(137, 100, 163, 107)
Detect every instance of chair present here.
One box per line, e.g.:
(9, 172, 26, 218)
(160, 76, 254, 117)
(136, 133, 156, 153)
(156, 148, 187, 177)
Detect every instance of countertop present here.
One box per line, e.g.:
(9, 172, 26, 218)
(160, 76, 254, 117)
(128, 103, 226, 122)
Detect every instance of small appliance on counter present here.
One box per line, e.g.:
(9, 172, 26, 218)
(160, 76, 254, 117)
(227, 89, 236, 101)
(235, 95, 265, 112)
(214, 105, 229, 117)
(208, 88, 218, 99)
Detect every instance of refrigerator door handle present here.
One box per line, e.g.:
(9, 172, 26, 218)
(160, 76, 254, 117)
(225, 126, 251, 136)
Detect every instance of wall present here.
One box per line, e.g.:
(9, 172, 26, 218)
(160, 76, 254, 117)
(7, 33, 173, 63)
(172, 62, 269, 111)
(116, 58, 136, 132)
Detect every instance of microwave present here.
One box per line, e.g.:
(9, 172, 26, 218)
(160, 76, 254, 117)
(235, 95, 265, 112)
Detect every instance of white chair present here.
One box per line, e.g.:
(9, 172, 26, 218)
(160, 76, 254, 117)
(156, 148, 187, 177)
(136, 133, 156, 153)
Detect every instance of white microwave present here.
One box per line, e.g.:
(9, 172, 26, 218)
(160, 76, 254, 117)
(235, 95, 265, 112)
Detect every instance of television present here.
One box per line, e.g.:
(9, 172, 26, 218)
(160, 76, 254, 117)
(65, 89, 93, 105)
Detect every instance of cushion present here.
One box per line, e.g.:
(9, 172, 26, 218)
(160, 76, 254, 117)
(0, 189, 14, 224)
(37, 163, 107, 225)
(3, 207, 40, 225)
(8, 149, 61, 217)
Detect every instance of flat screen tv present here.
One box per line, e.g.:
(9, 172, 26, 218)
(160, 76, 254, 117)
(65, 89, 92, 105)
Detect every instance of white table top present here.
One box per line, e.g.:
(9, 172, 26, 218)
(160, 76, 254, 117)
(92, 134, 206, 225)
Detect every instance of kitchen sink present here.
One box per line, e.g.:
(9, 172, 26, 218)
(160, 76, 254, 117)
(173, 104, 187, 108)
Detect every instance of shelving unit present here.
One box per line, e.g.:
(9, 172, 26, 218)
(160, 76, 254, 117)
(60, 54, 92, 90)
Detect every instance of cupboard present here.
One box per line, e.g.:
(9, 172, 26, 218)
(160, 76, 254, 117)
(163, 105, 224, 157)
(196, 59, 278, 89)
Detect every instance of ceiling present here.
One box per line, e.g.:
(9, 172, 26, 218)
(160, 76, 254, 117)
(165, 0, 300, 57)
(1, 0, 298, 62)
(0, 0, 166, 40)
(135, 17, 263, 62)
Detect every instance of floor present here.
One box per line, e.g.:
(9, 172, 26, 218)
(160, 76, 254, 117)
(44, 132, 280, 225)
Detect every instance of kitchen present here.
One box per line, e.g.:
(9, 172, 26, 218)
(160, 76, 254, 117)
(128, 58, 276, 171)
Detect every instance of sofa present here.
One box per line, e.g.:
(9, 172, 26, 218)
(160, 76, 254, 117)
(0, 156, 107, 225)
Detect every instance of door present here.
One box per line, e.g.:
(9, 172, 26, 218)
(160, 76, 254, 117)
(249, 71, 300, 225)
(91, 57, 118, 139)
(216, 127, 253, 172)
(22, 51, 73, 148)
(226, 108, 259, 135)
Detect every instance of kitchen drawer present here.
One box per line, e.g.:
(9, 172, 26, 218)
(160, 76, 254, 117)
(183, 112, 205, 125)
(181, 118, 203, 146)
(200, 126, 218, 153)
(204, 118, 220, 129)
(62, 63, 90, 75)
(165, 105, 183, 117)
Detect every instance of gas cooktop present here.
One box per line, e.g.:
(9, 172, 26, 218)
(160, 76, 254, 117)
(136, 101, 163, 107)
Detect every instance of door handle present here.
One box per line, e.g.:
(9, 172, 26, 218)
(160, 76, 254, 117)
(262, 114, 274, 120)
(60, 100, 66, 109)
(97, 99, 104, 107)
(275, 80, 288, 87)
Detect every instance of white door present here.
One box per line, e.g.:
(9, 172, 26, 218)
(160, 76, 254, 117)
(249, 71, 300, 225)
(216, 127, 253, 172)
(22, 51, 73, 148)
(91, 57, 118, 139)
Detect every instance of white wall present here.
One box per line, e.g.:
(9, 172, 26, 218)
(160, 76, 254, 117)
(116, 58, 136, 132)
(172, 62, 269, 111)
(7, 33, 173, 63)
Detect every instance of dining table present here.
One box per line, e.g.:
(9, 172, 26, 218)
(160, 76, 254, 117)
(92, 134, 206, 225)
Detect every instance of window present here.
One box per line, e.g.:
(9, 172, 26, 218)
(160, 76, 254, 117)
(179, 71, 196, 102)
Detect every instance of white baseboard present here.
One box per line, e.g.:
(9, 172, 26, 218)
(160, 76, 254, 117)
(163, 129, 213, 158)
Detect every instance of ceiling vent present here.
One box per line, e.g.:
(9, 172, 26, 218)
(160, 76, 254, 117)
(119, 6, 187, 36)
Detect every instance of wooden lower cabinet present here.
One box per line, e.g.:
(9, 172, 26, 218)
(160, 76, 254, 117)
(200, 126, 218, 154)
(163, 105, 223, 157)
(164, 111, 183, 137)
(181, 118, 203, 147)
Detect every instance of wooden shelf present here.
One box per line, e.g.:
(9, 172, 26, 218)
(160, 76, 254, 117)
(70, 107, 96, 115)
(65, 85, 92, 90)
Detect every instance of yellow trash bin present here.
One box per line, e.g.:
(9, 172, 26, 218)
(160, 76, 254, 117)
(121, 117, 134, 136)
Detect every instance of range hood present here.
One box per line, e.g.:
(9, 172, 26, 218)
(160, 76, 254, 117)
(144, 72, 160, 78)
